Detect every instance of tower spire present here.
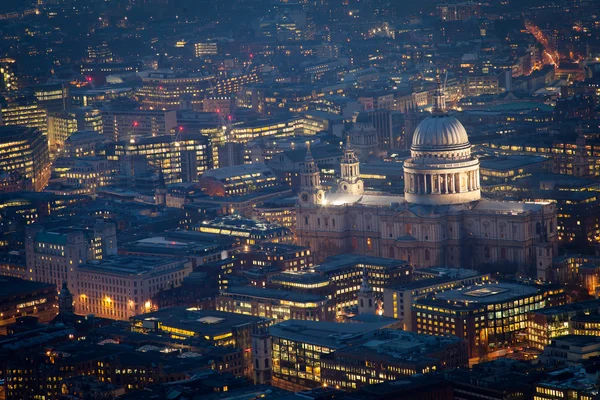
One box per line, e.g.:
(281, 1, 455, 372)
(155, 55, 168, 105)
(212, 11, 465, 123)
(433, 72, 446, 113)
(357, 266, 375, 315)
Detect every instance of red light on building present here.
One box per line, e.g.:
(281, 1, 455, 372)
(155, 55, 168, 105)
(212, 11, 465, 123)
(133, 121, 139, 127)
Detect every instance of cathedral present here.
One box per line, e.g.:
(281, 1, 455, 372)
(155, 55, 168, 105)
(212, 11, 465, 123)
(296, 87, 558, 278)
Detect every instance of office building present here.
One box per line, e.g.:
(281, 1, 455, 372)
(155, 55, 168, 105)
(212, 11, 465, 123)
(47, 112, 77, 151)
(413, 282, 566, 358)
(48, 108, 103, 152)
(198, 163, 279, 197)
(63, 130, 107, 158)
(131, 307, 270, 377)
(217, 286, 335, 322)
(196, 215, 293, 245)
(25, 222, 117, 296)
(527, 299, 600, 350)
(229, 116, 302, 143)
(0, 126, 50, 191)
(31, 83, 70, 114)
(0, 93, 48, 134)
(539, 335, 600, 366)
(314, 254, 412, 312)
(321, 329, 468, 391)
(75, 256, 192, 320)
(383, 270, 490, 330)
(136, 71, 213, 110)
(269, 319, 395, 391)
(0, 58, 18, 91)
(107, 133, 212, 185)
(194, 41, 218, 57)
(51, 156, 116, 195)
(119, 230, 235, 268)
(100, 108, 177, 141)
(479, 155, 552, 185)
(0, 277, 58, 334)
(238, 243, 313, 272)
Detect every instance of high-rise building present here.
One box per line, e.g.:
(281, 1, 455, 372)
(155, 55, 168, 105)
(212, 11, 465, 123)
(0, 93, 48, 134)
(194, 41, 219, 57)
(216, 286, 335, 322)
(136, 71, 214, 110)
(0, 126, 50, 191)
(100, 108, 177, 141)
(107, 133, 212, 185)
(48, 112, 77, 152)
(0, 58, 18, 92)
(31, 83, 70, 114)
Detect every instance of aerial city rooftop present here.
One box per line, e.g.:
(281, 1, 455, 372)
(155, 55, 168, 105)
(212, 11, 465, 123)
(0, 0, 600, 399)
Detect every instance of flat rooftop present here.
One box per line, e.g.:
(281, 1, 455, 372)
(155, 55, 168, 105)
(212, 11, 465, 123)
(132, 308, 268, 337)
(480, 155, 549, 171)
(388, 274, 486, 291)
(269, 319, 392, 349)
(315, 253, 408, 273)
(433, 282, 539, 304)
(532, 299, 600, 316)
(78, 256, 186, 276)
(222, 286, 327, 303)
(0, 276, 55, 298)
(414, 267, 482, 279)
(270, 271, 330, 285)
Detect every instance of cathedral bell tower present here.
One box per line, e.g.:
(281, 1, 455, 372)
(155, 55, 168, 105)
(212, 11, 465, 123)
(338, 141, 364, 195)
(298, 145, 325, 206)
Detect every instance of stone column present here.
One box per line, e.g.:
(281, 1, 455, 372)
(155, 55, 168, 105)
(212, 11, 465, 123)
(456, 173, 461, 193)
(444, 174, 448, 194)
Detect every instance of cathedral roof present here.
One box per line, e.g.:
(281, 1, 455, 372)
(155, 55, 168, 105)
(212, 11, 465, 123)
(323, 192, 551, 215)
(411, 113, 470, 151)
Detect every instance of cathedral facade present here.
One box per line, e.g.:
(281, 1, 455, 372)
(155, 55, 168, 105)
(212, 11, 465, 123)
(297, 89, 558, 278)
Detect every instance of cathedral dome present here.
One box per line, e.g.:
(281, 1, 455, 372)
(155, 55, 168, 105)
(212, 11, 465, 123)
(411, 114, 469, 151)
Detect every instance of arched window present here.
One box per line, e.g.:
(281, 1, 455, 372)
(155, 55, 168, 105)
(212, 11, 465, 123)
(255, 359, 259, 369)
(389, 246, 395, 258)
(484, 247, 490, 259)
(369, 299, 373, 308)
(305, 216, 309, 225)
(317, 218, 321, 226)
(265, 359, 269, 368)
(360, 299, 364, 308)
(351, 237, 358, 250)
(332, 219, 336, 227)
(425, 249, 430, 261)
(536, 222, 542, 235)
